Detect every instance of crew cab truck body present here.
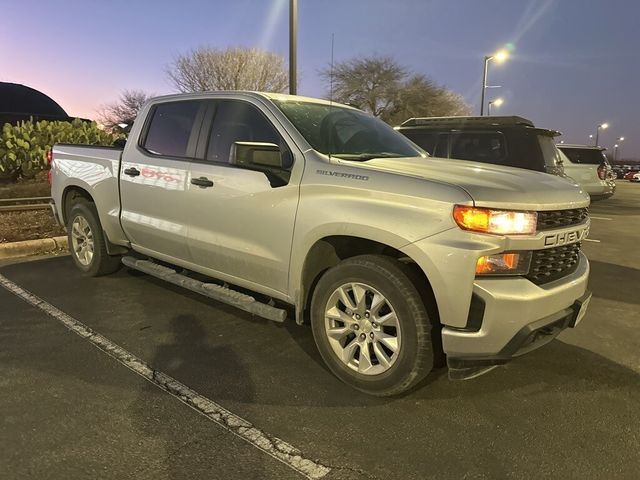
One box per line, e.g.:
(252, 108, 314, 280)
(50, 92, 592, 396)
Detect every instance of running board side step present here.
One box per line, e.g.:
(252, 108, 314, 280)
(121, 256, 287, 323)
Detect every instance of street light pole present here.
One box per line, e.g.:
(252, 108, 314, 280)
(480, 49, 508, 116)
(594, 123, 609, 147)
(289, 0, 298, 95)
(480, 56, 490, 116)
(614, 137, 625, 162)
(487, 98, 503, 116)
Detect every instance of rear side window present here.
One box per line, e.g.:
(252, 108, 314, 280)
(560, 148, 607, 165)
(450, 132, 506, 163)
(142, 101, 201, 157)
(206, 100, 283, 164)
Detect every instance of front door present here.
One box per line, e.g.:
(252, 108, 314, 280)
(186, 99, 299, 296)
(120, 100, 206, 261)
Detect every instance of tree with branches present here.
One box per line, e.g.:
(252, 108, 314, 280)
(166, 46, 289, 93)
(97, 89, 154, 130)
(321, 55, 471, 124)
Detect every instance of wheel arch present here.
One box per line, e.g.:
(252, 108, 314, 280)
(61, 184, 95, 225)
(62, 184, 128, 256)
(295, 235, 441, 334)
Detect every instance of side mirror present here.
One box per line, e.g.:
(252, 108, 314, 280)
(230, 142, 284, 169)
(113, 138, 127, 149)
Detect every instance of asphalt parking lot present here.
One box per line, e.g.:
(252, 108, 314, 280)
(1, 183, 639, 480)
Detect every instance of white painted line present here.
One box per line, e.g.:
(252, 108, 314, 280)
(0, 274, 330, 480)
(589, 216, 612, 221)
(584, 238, 601, 243)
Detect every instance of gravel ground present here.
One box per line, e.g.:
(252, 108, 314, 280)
(0, 210, 65, 243)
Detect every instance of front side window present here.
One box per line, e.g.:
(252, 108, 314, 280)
(206, 101, 284, 164)
(538, 135, 564, 169)
(142, 101, 201, 157)
(450, 132, 507, 163)
(402, 131, 440, 155)
(274, 100, 424, 161)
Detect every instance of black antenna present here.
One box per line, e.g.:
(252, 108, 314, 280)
(329, 33, 335, 159)
(330, 33, 335, 103)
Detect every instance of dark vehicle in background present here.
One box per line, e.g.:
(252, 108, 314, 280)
(396, 116, 566, 176)
(557, 144, 615, 200)
(396, 116, 615, 201)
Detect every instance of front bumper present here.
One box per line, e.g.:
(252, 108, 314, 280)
(442, 251, 590, 374)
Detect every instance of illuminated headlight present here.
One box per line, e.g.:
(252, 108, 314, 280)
(476, 252, 532, 276)
(453, 206, 537, 235)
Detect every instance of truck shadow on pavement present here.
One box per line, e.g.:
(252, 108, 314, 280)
(588, 259, 640, 305)
(125, 313, 280, 480)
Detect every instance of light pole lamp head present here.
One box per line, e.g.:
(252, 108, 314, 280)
(493, 50, 509, 63)
(492, 98, 504, 107)
(618, 136, 625, 141)
(599, 123, 609, 130)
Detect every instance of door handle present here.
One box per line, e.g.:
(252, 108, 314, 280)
(124, 167, 140, 177)
(191, 176, 214, 188)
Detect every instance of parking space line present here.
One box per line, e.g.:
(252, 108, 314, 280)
(584, 238, 601, 243)
(0, 274, 330, 480)
(589, 216, 612, 221)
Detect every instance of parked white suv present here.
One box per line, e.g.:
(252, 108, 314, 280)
(558, 144, 615, 201)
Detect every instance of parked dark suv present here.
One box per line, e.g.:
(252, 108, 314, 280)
(396, 116, 565, 176)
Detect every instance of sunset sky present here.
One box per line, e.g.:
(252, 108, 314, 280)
(2, 0, 638, 158)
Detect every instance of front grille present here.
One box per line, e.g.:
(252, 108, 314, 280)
(526, 242, 581, 285)
(536, 208, 588, 231)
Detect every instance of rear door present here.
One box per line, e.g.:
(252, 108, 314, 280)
(120, 100, 207, 261)
(186, 99, 299, 296)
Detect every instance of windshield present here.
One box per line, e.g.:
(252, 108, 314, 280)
(559, 147, 607, 165)
(274, 100, 425, 160)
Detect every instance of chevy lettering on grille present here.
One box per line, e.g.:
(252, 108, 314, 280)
(544, 227, 589, 247)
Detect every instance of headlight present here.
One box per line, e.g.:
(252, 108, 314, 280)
(453, 206, 537, 235)
(476, 252, 532, 275)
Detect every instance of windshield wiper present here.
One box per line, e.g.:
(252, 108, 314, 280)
(332, 152, 407, 161)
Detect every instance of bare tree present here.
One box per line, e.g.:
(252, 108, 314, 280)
(321, 55, 471, 124)
(386, 74, 472, 125)
(321, 56, 407, 118)
(167, 46, 289, 93)
(98, 90, 154, 130)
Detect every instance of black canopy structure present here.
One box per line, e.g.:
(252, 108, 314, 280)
(0, 82, 79, 125)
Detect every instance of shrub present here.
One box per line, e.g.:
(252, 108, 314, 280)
(0, 119, 124, 180)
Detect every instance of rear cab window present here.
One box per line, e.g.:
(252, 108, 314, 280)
(141, 101, 203, 158)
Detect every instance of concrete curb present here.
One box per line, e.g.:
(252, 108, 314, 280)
(0, 236, 68, 260)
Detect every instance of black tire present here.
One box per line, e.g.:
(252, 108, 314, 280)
(310, 255, 434, 397)
(67, 199, 122, 277)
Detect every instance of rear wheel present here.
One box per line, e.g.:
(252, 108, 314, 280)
(67, 199, 121, 276)
(311, 255, 434, 396)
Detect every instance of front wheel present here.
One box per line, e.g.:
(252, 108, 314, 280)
(311, 255, 434, 396)
(67, 199, 122, 276)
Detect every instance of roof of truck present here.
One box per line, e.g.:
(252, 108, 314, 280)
(148, 91, 356, 109)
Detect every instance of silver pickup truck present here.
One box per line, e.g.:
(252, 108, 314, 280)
(50, 92, 592, 396)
